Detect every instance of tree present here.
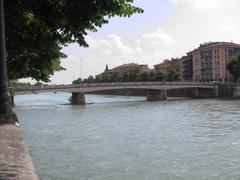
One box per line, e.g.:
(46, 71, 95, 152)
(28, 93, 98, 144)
(83, 75, 95, 83)
(130, 68, 140, 82)
(9, 81, 32, 88)
(166, 69, 180, 81)
(95, 75, 102, 83)
(149, 70, 156, 81)
(5, 0, 143, 82)
(72, 78, 82, 84)
(226, 53, 240, 82)
(138, 71, 150, 81)
(155, 70, 165, 81)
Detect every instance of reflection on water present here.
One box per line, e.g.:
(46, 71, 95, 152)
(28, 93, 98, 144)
(15, 93, 240, 180)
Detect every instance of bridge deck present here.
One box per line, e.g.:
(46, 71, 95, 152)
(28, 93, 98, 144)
(15, 82, 216, 95)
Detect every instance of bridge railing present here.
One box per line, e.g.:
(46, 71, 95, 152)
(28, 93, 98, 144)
(14, 81, 218, 92)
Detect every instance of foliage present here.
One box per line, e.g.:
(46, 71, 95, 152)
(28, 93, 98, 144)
(73, 78, 82, 84)
(73, 68, 180, 84)
(166, 69, 180, 81)
(33, 81, 44, 87)
(5, 0, 143, 82)
(86, 75, 95, 83)
(9, 81, 32, 88)
(226, 53, 240, 82)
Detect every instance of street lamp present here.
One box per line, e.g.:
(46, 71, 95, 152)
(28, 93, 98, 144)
(72, 61, 75, 82)
(80, 58, 82, 81)
(0, 0, 17, 124)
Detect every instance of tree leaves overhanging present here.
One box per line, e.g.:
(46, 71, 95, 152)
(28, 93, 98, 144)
(5, 0, 143, 82)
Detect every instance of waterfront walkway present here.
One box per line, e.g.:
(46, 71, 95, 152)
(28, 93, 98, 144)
(0, 124, 38, 180)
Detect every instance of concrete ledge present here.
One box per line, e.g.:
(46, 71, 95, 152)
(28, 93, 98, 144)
(0, 124, 38, 180)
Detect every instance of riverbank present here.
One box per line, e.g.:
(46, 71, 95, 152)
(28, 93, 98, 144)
(0, 124, 38, 180)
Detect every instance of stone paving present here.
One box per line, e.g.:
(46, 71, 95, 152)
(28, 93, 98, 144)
(0, 124, 38, 180)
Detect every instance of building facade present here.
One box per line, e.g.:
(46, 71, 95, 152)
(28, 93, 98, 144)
(154, 58, 183, 80)
(192, 42, 240, 82)
(96, 63, 149, 79)
(111, 63, 149, 73)
(181, 52, 193, 81)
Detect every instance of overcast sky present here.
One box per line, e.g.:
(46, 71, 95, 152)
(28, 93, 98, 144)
(49, 0, 240, 84)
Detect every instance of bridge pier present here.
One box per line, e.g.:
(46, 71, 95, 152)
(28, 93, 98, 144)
(71, 92, 86, 105)
(147, 89, 167, 101)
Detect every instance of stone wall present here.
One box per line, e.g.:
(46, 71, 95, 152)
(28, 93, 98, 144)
(0, 125, 39, 180)
(218, 84, 234, 98)
(233, 85, 240, 99)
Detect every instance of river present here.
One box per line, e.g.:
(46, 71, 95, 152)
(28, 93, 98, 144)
(15, 93, 240, 180)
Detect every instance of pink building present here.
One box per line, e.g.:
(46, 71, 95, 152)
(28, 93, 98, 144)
(192, 42, 240, 82)
(181, 52, 193, 81)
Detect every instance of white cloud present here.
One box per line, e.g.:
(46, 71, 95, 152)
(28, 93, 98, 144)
(141, 27, 175, 44)
(218, 25, 238, 35)
(170, 0, 219, 8)
(135, 47, 143, 54)
(85, 36, 98, 49)
(81, 29, 174, 74)
(107, 34, 133, 54)
(50, 0, 240, 84)
(194, 0, 219, 9)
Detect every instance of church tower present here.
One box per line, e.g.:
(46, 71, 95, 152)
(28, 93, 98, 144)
(105, 64, 109, 72)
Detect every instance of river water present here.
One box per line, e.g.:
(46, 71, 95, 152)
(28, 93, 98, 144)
(15, 93, 240, 180)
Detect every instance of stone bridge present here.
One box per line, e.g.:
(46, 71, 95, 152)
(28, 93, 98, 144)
(12, 81, 219, 105)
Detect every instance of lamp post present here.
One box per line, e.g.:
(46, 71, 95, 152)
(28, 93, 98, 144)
(0, 0, 16, 123)
(72, 61, 75, 82)
(80, 58, 82, 81)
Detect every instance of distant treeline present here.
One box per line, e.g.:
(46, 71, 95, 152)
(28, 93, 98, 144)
(9, 81, 32, 88)
(73, 69, 180, 84)
(9, 81, 50, 88)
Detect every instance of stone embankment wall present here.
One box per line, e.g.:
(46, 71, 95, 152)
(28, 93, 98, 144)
(217, 83, 240, 98)
(234, 86, 240, 98)
(218, 84, 234, 98)
(0, 124, 39, 180)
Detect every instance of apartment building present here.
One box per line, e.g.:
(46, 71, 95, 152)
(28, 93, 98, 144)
(192, 42, 240, 82)
(111, 63, 149, 73)
(181, 52, 193, 81)
(154, 58, 183, 79)
(96, 63, 149, 78)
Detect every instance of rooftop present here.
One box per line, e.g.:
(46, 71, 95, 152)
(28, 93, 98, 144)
(193, 41, 240, 51)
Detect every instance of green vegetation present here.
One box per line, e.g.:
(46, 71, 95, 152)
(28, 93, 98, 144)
(9, 81, 32, 88)
(226, 53, 240, 82)
(73, 68, 180, 84)
(5, 0, 143, 82)
(9, 81, 52, 88)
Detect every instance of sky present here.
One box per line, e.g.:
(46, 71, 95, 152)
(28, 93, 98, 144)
(45, 0, 240, 84)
